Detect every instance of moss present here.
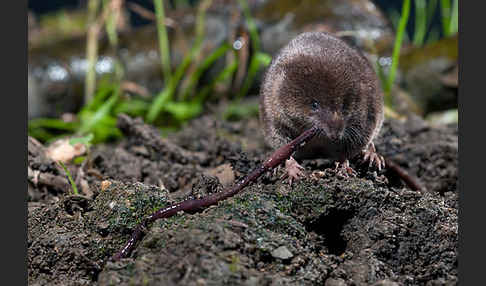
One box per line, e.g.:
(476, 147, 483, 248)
(229, 255, 240, 273)
(89, 181, 171, 233)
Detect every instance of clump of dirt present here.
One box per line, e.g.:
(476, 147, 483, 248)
(28, 111, 458, 285)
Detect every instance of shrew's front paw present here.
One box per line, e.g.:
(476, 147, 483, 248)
(333, 160, 358, 178)
(281, 156, 306, 185)
(362, 142, 385, 170)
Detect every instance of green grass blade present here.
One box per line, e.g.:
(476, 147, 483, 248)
(223, 102, 259, 121)
(146, 49, 194, 123)
(196, 60, 239, 102)
(103, 0, 119, 47)
(84, 82, 113, 110)
(424, 0, 439, 44)
(69, 133, 94, 147)
(147, 0, 214, 123)
(440, 0, 452, 36)
(113, 99, 150, 116)
(385, 0, 411, 106)
(164, 101, 203, 121)
(28, 118, 78, 131)
(425, 28, 440, 44)
(375, 61, 387, 89)
(176, 0, 212, 101)
(255, 52, 272, 66)
(28, 118, 79, 142)
(85, 0, 101, 103)
(237, 0, 260, 52)
(180, 43, 230, 100)
(413, 0, 427, 46)
(235, 0, 268, 100)
(449, 0, 458, 35)
(236, 51, 271, 100)
(426, 0, 438, 28)
(154, 0, 172, 85)
(146, 88, 171, 123)
(79, 89, 119, 134)
(58, 161, 79, 195)
(236, 55, 259, 100)
(194, 0, 212, 48)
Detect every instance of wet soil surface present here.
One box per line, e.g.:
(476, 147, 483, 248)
(28, 111, 458, 285)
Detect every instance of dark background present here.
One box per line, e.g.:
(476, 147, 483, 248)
(28, 0, 445, 41)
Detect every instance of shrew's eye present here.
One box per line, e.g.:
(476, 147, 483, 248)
(311, 101, 320, 111)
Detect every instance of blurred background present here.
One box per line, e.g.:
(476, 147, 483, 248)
(28, 0, 458, 144)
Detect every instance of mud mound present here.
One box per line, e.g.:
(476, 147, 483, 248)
(28, 114, 458, 285)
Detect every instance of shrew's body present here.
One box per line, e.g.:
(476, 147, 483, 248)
(259, 32, 384, 180)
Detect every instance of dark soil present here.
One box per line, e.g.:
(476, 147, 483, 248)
(28, 108, 458, 285)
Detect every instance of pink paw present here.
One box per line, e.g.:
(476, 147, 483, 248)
(334, 160, 357, 178)
(362, 143, 385, 170)
(280, 157, 306, 185)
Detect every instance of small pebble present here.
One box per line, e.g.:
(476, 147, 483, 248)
(271, 246, 293, 260)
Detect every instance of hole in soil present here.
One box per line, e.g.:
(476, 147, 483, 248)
(307, 209, 355, 256)
(257, 249, 274, 264)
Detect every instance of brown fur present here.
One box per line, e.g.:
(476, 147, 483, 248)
(259, 32, 383, 162)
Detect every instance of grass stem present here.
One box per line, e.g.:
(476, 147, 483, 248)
(413, 0, 426, 46)
(384, 0, 410, 106)
(449, 0, 458, 35)
(154, 0, 172, 85)
(58, 161, 79, 195)
(85, 0, 101, 104)
(440, 0, 452, 36)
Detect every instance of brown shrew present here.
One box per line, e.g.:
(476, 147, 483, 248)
(260, 31, 385, 182)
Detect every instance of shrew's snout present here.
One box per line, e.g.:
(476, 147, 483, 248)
(317, 111, 345, 141)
